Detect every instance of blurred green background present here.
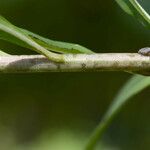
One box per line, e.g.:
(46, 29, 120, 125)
(0, 0, 150, 150)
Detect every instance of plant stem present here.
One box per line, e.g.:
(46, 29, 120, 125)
(0, 53, 149, 74)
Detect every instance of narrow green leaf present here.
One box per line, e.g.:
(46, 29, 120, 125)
(20, 28, 94, 54)
(0, 16, 93, 54)
(115, 0, 134, 15)
(86, 75, 150, 150)
(0, 15, 63, 62)
(129, 0, 150, 27)
(104, 75, 150, 121)
(116, 0, 150, 28)
(0, 49, 10, 56)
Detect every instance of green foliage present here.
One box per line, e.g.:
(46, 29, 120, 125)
(21, 28, 93, 54)
(115, 0, 134, 15)
(0, 16, 48, 55)
(0, 1, 149, 150)
(116, 0, 150, 28)
(0, 16, 93, 56)
(86, 75, 150, 150)
(0, 15, 65, 62)
(0, 49, 9, 55)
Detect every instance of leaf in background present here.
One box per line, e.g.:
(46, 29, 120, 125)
(0, 16, 93, 54)
(115, 0, 134, 15)
(104, 75, 150, 121)
(0, 15, 49, 55)
(115, 0, 150, 28)
(86, 75, 150, 150)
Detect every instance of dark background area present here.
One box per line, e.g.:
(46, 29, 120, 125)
(0, 0, 149, 150)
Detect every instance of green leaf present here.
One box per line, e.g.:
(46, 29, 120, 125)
(20, 28, 94, 54)
(86, 75, 150, 150)
(0, 16, 93, 54)
(0, 49, 10, 56)
(0, 15, 64, 62)
(103, 75, 150, 121)
(116, 0, 150, 28)
(115, 0, 134, 15)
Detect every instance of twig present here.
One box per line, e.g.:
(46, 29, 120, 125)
(0, 53, 149, 75)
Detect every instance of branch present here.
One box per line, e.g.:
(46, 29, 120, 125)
(0, 53, 149, 75)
